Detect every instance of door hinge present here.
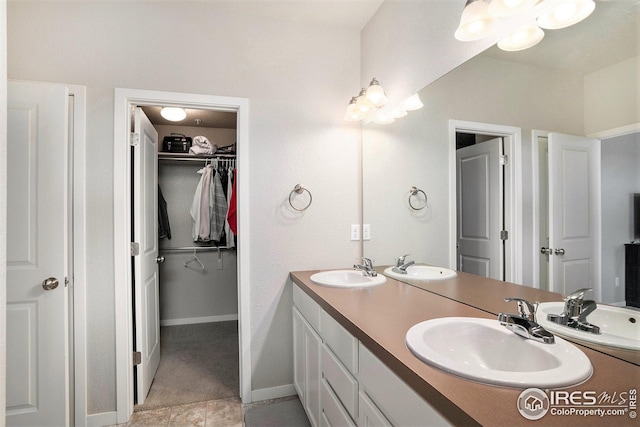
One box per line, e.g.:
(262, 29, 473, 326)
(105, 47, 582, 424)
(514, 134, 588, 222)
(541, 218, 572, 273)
(500, 230, 509, 240)
(499, 154, 508, 165)
(130, 242, 140, 256)
(130, 132, 140, 146)
(133, 351, 142, 365)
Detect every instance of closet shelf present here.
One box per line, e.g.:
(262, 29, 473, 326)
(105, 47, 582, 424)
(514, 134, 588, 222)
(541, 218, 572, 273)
(158, 152, 236, 162)
(160, 246, 233, 252)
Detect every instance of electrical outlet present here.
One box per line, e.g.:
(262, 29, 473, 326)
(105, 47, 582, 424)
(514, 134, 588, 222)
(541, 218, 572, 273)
(363, 224, 371, 241)
(351, 224, 360, 241)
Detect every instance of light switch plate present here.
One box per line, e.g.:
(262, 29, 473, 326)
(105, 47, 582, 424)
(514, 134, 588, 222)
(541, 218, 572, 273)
(363, 224, 371, 241)
(351, 224, 360, 241)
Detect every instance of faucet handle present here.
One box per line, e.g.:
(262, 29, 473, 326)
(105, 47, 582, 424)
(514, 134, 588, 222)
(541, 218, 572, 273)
(359, 257, 374, 268)
(564, 288, 592, 302)
(396, 254, 411, 266)
(504, 297, 537, 320)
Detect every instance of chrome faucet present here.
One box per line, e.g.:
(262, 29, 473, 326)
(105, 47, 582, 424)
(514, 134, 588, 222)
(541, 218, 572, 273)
(546, 288, 601, 334)
(353, 257, 378, 277)
(498, 297, 555, 344)
(392, 254, 415, 274)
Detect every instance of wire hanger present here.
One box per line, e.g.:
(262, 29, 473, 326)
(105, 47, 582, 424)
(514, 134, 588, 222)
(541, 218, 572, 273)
(184, 248, 205, 270)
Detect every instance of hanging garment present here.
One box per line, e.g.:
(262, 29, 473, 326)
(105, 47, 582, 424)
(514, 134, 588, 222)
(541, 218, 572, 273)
(227, 168, 237, 236)
(158, 185, 171, 239)
(211, 170, 228, 242)
(225, 168, 235, 248)
(191, 165, 213, 242)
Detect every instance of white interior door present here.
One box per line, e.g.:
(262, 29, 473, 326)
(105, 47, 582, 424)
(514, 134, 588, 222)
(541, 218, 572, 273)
(457, 138, 503, 279)
(133, 107, 160, 404)
(548, 133, 601, 296)
(6, 81, 70, 426)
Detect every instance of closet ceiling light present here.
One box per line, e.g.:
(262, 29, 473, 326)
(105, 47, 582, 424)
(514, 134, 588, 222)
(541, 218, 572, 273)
(454, 0, 498, 41)
(537, 0, 595, 30)
(161, 107, 187, 122)
(498, 22, 545, 51)
(488, 0, 539, 18)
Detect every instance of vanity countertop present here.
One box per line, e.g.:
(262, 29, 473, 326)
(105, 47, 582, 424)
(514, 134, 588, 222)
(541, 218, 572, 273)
(290, 269, 640, 427)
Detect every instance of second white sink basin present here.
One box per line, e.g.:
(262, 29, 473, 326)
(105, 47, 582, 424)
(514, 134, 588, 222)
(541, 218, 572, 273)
(310, 270, 387, 288)
(406, 317, 592, 389)
(536, 302, 640, 351)
(384, 265, 457, 281)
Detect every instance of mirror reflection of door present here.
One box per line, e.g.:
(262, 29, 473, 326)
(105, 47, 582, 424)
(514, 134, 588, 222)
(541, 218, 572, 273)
(537, 132, 601, 296)
(456, 134, 505, 281)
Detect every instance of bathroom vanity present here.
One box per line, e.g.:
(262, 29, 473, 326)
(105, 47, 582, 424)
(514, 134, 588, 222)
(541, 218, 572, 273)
(290, 269, 639, 427)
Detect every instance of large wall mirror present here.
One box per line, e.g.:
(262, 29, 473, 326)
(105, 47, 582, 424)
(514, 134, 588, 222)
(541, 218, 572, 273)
(363, 1, 639, 306)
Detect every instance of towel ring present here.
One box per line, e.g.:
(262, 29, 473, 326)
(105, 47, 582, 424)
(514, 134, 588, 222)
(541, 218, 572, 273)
(408, 186, 427, 210)
(289, 184, 312, 212)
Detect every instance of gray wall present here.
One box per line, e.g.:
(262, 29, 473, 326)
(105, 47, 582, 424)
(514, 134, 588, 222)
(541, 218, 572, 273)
(601, 132, 640, 303)
(8, 1, 361, 415)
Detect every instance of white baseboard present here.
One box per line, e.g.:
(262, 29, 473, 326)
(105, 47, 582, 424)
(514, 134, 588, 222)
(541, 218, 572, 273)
(160, 314, 238, 326)
(86, 411, 117, 427)
(251, 384, 297, 403)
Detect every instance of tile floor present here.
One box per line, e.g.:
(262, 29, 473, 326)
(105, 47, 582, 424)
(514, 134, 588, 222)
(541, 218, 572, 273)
(112, 397, 243, 427)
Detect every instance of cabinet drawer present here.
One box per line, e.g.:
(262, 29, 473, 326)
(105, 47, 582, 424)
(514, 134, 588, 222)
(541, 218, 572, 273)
(358, 343, 451, 427)
(358, 391, 392, 427)
(322, 344, 358, 420)
(321, 378, 356, 427)
(321, 309, 358, 374)
(294, 284, 321, 333)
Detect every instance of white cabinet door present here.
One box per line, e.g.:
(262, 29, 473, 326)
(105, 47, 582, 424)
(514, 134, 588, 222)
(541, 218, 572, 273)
(7, 81, 70, 426)
(358, 391, 391, 427)
(132, 107, 160, 404)
(293, 307, 321, 427)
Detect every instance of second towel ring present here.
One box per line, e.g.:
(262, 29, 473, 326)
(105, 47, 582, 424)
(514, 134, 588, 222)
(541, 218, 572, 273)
(289, 184, 313, 211)
(408, 186, 427, 210)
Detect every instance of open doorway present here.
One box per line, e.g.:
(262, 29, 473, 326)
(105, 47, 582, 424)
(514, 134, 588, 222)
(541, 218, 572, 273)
(448, 120, 523, 285)
(113, 88, 250, 424)
(132, 105, 240, 409)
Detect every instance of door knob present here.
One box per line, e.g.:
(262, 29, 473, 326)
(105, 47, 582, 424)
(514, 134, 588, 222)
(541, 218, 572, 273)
(156, 256, 165, 264)
(42, 277, 59, 291)
(540, 247, 552, 255)
(554, 248, 565, 256)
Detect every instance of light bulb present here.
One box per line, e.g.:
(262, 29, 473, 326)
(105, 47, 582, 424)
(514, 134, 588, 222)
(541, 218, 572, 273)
(344, 97, 363, 121)
(365, 78, 387, 107)
(498, 23, 544, 51)
(488, 0, 538, 18)
(537, 0, 595, 30)
(355, 88, 372, 114)
(160, 107, 187, 122)
(403, 94, 424, 111)
(455, 0, 498, 41)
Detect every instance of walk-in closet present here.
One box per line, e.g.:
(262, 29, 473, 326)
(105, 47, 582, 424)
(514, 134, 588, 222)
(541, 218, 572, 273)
(134, 106, 239, 411)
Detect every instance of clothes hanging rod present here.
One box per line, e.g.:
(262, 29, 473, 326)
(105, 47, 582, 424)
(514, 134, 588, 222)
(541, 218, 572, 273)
(159, 246, 232, 252)
(158, 153, 236, 162)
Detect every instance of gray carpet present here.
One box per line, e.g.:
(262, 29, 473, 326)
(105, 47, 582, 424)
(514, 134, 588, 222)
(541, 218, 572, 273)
(244, 397, 311, 427)
(135, 321, 239, 411)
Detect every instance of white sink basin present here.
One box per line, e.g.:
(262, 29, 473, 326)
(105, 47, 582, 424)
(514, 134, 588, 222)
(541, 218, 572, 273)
(310, 270, 387, 288)
(536, 302, 640, 351)
(406, 317, 592, 389)
(384, 265, 457, 281)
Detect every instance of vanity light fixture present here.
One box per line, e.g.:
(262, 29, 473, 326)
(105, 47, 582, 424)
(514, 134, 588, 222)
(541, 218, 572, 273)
(344, 80, 423, 125)
(454, 0, 499, 41)
(537, 0, 595, 30)
(402, 93, 424, 111)
(160, 107, 187, 122)
(455, 0, 596, 51)
(497, 22, 545, 51)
